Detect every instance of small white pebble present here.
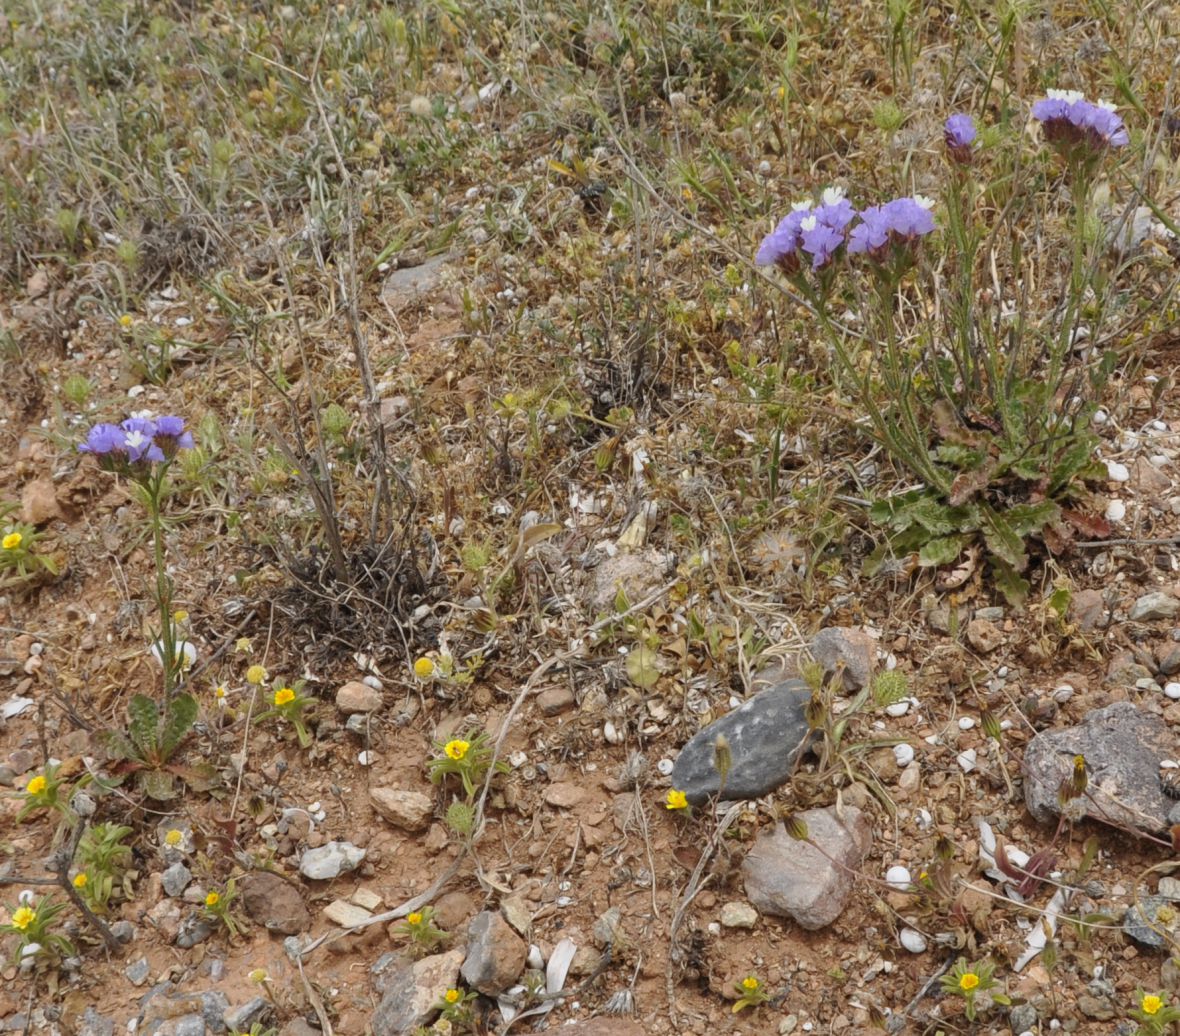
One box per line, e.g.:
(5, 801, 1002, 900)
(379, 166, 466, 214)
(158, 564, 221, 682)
(362, 675, 383, 691)
(957, 717, 975, 730)
(357, 751, 374, 766)
(956, 748, 977, 772)
(1092, 409, 1108, 425)
(527, 945, 544, 970)
(1152, 419, 1168, 432)
(1105, 498, 1126, 522)
(707, 922, 721, 936)
(603, 721, 623, 745)
(1052, 684, 1074, 703)
(656, 758, 674, 776)
(1165, 682, 1180, 700)
(509, 750, 528, 768)
(1106, 460, 1130, 482)
(556, 896, 574, 908)
(885, 865, 911, 890)
(915, 808, 932, 830)
(884, 699, 911, 718)
(899, 928, 927, 953)
(997, 666, 1010, 678)
(893, 743, 915, 767)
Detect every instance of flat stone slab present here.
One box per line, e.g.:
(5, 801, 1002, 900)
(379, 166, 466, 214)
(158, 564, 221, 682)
(1022, 702, 1178, 833)
(670, 679, 812, 804)
(741, 805, 872, 930)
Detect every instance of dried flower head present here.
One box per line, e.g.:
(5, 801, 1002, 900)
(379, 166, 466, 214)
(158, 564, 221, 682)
(245, 664, 268, 685)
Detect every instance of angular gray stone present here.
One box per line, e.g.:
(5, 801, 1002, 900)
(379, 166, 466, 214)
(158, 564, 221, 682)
(176, 915, 213, 948)
(741, 805, 872, 930)
(719, 901, 758, 929)
(79, 1008, 115, 1036)
(671, 679, 812, 804)
(1130, 592, 1180, 622)
(239, 872, 311, 935)
(153, 1017, 206, 1036)
(162, 862, 192, 898)
(197, 993, 228, 1033)
(381, 254, 450, 309)
(460, 910, 527, 994)
(223, 998, 270, 1034)
(1123, 895, 1180, 949)
(371, 949, 464, 1035)
(299, 841, 365, 880)
(125, 957, 150, 986)
(1022, 702, 1177, 833)
(810, 627, 876, 690)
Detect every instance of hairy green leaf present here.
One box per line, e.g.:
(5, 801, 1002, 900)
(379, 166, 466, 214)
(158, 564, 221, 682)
(919, 534, 969, 567)
(990, 557, 1030, 607)
(160, 693, 197, 761)
(127, 694, 160, 761)
(1004, 500, 1060, 537)
(138, 769, 177, 800)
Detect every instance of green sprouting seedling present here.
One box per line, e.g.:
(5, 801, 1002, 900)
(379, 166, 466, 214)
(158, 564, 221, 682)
(16, 763, 70, 822)
(436, 986, 477, 1025)
(203, 878, 242, 937)
(0, 508, 60, 584)
(73, 822, 135, 911)
(732, 974, 772, 1013)
(1, 894, 74, 963)
(428, 731, 508, 799)
(939, 958, 1009, 1022)
(397, 906, 448, 956)
(255, 680, 314, 748)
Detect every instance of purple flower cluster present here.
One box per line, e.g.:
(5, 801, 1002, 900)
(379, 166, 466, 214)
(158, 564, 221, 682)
(847, 196, 937, 257)
(79, 415, 194, 468)
(1031, 90, 1129, 151)
(755, 188, 855, 272)
(944, 113, 976, 163)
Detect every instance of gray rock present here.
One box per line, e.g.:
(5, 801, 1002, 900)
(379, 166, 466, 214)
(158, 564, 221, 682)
(1130, 591, 1180, 622)
(239, 872, 311, 935)
(460, 910, 527, 994)
(1008, 1004, 1038, 1033)
(153, 1017, 206, 1036)
(162, 862, 193, 898)
(110, 920, 136, 944)
(1123, 895, 1180, 949)
(176, 915, 213, 949)
(741, 806, 872, 930)
(1022, 703, 1177, 833)
(1077, 994, 1116, 1020)
(381, 254, 450, 309)
(223, 998, 270, 1034)
(810, 627, 876, 690)
(371, 949, 464, 1035)
(299, 841, 365, 880)
(198, 992, 229, 1034)
(125, 957, 151, 986)
(587, 549, 672, 612)
(335, 681, 382, 714)
(78, 1008, 115, 1036)
(670, 679, 812, 804)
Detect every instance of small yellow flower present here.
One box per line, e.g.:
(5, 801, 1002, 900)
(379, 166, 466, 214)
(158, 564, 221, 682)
(246, 664, 267, 685)
(234, 637, 252, 653)
(214, 684, 227, 705)
(25, 775, 46, 796)
(11, 906, 36, 931)
(959, 972, 980, 992)
(444, 988, 460, 1004)
(406, 911, 423, 926)
(164, 829, 183, 847)
(118, 313, 133, 328)
(2, 531, 22, 550)
(205, 891, 220, 908)
(1142, 994, 1163, 1016)
(665, 789, 688, 811)
(72, 873, 88, 889)
(444, 739, 469, 761)
(741, 976, 760, 992)
(172, 609, 189, 624)
(274, 687, 296, 707)
(248, 968, 268, 984)
(413, 657, 435, 679)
